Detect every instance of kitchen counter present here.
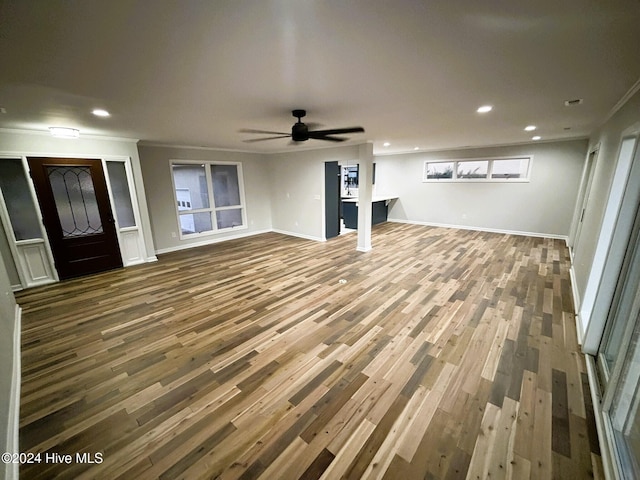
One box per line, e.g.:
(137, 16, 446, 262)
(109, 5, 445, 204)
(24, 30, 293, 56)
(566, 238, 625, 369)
(340, 195, 398, 203)
(341, 196, 398, 229)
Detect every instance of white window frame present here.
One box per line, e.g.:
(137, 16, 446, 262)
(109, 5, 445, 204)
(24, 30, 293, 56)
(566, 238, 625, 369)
(422, 156, 532, 183)
(170, 160, 248, 239)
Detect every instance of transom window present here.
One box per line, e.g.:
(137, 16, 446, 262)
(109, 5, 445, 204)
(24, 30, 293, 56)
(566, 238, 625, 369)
(171, 161, 247, 238)
(423, 157, 531, 182)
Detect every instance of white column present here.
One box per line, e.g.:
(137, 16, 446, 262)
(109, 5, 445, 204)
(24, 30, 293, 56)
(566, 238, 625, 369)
(357, 142, 373, 252)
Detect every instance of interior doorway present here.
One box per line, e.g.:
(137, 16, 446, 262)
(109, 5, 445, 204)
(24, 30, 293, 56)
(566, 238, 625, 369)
(571, 148, 598, 257)
(324, 161, 340, 239)
(27, 157, 123, 280)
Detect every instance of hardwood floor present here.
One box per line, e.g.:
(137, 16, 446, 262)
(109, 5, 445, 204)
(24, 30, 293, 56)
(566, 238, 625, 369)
(16, 223, 603, 479)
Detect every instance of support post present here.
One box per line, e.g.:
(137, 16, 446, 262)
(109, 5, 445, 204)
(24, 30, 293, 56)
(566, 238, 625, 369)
(357, 142, 373, 252)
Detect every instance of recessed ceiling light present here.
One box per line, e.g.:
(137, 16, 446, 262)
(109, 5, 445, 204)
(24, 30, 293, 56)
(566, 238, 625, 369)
(477, 105, 493, 113)
(49, 127, 80, 138)
(564, 99, 583, 107)
(524, 125, 536, 131)
(414, 147, 420, 151)
(92, 109, 110, 117)
(383, 142, 390, 147)
(0, 107, 6, 114)
(532, 135, 541, 141)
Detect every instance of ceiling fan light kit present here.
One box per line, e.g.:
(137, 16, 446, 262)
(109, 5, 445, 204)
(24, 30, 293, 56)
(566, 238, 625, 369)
(241, 109, 365, 144)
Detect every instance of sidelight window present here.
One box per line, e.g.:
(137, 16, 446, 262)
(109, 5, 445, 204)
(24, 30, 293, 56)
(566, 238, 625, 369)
(171, 161, 246, 238)
(0, 158, 42, 240)
(106, 161, 136, 228)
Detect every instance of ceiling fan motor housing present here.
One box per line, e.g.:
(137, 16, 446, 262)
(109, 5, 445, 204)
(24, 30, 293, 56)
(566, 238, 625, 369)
(241, 108, 363, 143)
(291, 122, 309, 141)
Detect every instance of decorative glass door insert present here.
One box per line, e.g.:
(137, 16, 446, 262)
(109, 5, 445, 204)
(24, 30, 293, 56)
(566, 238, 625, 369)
(47, 165, 104, 237)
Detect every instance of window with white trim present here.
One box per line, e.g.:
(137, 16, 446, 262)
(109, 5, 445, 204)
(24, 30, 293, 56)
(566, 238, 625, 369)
(425, 161, 454, 180)
(171, 161, 247, 237)
(423, 156, 531, 182)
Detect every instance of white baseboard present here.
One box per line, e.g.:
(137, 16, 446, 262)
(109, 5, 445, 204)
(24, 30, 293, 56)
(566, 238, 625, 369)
(271, 229, 325, 243)
(567, 241, 575, 263)
(154, 229, 272, 255)
(4, 305, 21, 480)
(388, 218, 569, 241)
(569, 265, 584, 345)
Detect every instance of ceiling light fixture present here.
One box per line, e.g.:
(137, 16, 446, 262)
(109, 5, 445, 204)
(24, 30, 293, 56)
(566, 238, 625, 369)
(92, 108, 110, 117)
(532, 135, 541, 141)
(524, 125, 536, 131)
(477, 105, 493, 113)
(49, 127, 80, 138)
(564, 99, 583, 107)
(383, 142, 390, 147)
(414, 147, 420, 151)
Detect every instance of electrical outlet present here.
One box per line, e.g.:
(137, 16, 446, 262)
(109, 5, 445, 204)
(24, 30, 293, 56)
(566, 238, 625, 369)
(171, 232, 177, 238)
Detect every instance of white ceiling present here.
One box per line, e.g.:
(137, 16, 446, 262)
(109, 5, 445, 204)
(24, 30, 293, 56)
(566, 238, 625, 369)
(1, 0, 639, 155)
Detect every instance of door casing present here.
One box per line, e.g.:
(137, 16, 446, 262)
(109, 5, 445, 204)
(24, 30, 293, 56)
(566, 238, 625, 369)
(27, 157, 123, 280)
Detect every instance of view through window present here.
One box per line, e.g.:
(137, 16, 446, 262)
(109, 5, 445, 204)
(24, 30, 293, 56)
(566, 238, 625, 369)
(171, 161, 246, 237)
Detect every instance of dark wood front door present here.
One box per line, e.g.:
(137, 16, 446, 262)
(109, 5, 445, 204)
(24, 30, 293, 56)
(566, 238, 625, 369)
(27, 157, 123, 280)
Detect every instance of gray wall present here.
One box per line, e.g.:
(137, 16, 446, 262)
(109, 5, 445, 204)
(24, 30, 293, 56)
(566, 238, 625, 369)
(137, 145, 272, 252)
(268, 145, 360, 240)
(375, 139, 588, 237)
(570, 89, 640, 300)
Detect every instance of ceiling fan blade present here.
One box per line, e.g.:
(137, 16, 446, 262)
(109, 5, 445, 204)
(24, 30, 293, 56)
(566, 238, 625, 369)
(308, 127, 365, 136)
(307, 133, 347, 142)
(240, 112, 363, 145)
(239, 128, 289, 135)
(242, 135, 292, 142)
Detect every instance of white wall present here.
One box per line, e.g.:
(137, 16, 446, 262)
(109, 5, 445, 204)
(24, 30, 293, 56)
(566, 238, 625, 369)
(268, 145, 359, 240)
(375, 139, 588, 238)
(0, 130, 156, 284)
(137, 145, 272, 252)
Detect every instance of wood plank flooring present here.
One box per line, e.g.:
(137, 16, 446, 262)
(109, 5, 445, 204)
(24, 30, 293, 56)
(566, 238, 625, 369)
(15, 223, 603, 479)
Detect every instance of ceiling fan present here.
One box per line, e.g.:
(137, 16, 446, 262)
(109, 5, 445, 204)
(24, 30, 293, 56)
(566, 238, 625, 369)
(240, 109, 365, 143)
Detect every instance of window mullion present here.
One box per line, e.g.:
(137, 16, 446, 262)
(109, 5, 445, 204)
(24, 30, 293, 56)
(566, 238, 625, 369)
(205, 164, 216, 230)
